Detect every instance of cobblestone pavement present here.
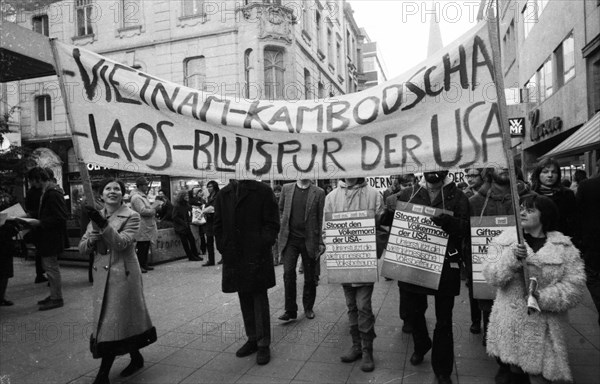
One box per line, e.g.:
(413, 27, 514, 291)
(1, 256, 598, 384)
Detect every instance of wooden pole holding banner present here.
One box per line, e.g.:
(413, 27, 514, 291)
(486, 5, 537, 310)
(49, 38, 106, 254)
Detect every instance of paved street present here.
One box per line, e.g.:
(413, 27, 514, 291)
(1, 256, 598, 384)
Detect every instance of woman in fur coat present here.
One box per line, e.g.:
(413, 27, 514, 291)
(483, 194, 586, 383)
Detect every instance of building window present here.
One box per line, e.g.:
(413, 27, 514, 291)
(184, 56, 206, 90)
(36, 95, 52, 122)
(502, 20, 516, 70)
(182, 0, 204, 18)
(524, 73, 537, 103)
(304, 69, 311, 100)
(121, 0, 141, 28)
(562, 33, 575, 83)
(318, 82, 324, 99)
(264, 47, 284, 100)
(327, 28, 333, 64)
(32, 15, 49, 36)
(316, 11, 322, 52)
(76, 0, 94, 36)
(244, 49, 254, 99)
(336, 40, 342, 74)
(302, 3, 311, 33)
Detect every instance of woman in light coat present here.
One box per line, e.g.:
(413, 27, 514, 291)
(483, 194, 586, 383)
(79, 178, 156, 384)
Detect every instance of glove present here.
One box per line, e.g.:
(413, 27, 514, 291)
(431, 213, 459, 235)
(85, 206, 108, 229)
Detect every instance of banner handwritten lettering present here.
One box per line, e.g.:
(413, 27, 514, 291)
(53, 22, 506, 180)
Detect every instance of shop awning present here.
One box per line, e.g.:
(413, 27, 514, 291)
(542, 112, 600, 159)
(0, 21, 55, 83)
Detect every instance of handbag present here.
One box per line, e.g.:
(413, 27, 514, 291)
(191, 205, 206, 225)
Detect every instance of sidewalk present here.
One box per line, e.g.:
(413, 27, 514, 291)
(1, 256, 598, 384)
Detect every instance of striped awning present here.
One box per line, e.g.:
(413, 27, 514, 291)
(542, 112, 600, 158)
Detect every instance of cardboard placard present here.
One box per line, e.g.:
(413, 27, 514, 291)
(324, 210, 378, 284)
(470, 215, 517, 300)
(381, 202, 452, 290)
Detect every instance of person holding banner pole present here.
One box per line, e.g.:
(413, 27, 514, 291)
(381, 170, 469, 384)
(483, 194, 586, 383)
(324, 178, 382, 372)
(468, 167, 532, 383)
(80, 178, 157, 384)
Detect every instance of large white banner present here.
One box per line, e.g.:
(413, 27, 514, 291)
(54, 22, 506, 180)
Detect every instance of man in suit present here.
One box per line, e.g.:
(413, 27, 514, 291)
(214, 179, 280, 365)
(277, 179, 326, 321)
(575, 157, 600, 326)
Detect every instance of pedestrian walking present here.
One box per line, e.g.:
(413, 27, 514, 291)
(325, 177, 382, 372)
(171, 190, 202, 261)
(484, 194, 586, 383)
(277, 180, 325, 322)
(80, 177, 157, 384)
(27, 167, 68, 311)
(381, 170, 469, 384)
(214, 179, 280, 365)
(130, 176, 161, 272)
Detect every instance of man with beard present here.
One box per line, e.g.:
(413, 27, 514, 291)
(468, 166, 531, 384)
(381, 170, 469, 384)
(463, 168, 485, 198)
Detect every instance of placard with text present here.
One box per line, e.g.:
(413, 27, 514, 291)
(381, 202, 452, 290)
(470, 215, 517, 299)
(324, 210, 378, 284)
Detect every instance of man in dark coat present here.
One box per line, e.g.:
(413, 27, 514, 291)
(381, 170, 469, 384)
(575, 159, 600, 326)
(214, 179, 280, 365)
(27, 167, 68, 311)
(277, 179, 325, 322)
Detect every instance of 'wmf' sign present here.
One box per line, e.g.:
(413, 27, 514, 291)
(509, 118, 525, 137)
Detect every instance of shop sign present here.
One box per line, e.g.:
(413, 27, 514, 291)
(508, 117, 525, 137)
(528, 109, 562, 142)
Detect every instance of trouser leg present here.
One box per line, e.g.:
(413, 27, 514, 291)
(431, 295, 455, 377)
(300, 245, 317, 312)
(206, 235, 215, 264)
(405, 291, 430, 354)
(42, 255, 62, 300)
(0, 277, 8, 300)
(178, 233, 194, 259)
(35, 249, 45, 277)
(355, 284, 376, 341)
(136, 241, 151, 269)
(585, 266, 600, 326)
(282, 240, 300, 313)
(238, 291, 271, 347)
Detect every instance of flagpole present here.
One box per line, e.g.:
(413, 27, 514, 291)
(49, 39, 106, 254)
(486, 6, 537, 310)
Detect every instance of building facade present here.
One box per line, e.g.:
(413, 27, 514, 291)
(2, 0, 368, 218)
(358, 29, 388, 90)
(498, 0, 600, 178)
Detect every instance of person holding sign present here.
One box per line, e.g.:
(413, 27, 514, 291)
(483, 194, 586, 383)
(79, 178, 157, 384)
(324, 178, 382, 372)
(214, 180, 280, 365)
(277, 179, 325, 322)
(381, 170, 469, 384)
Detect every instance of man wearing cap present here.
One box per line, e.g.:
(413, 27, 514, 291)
(130, 177, 162, 273)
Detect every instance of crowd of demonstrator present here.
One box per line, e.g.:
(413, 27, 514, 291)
(0, 156, 599, 384)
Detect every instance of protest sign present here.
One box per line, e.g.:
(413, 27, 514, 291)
(381, 202, 451, 290)
(470, 215, 517, 299)
(52, 21, 506, 180)
(324, 210, 378, 284)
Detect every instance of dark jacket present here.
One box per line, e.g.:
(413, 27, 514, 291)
(277, 183, 325, 259)
(203, 192, 218, 237)
(214, 180, 280, 293)
(533, 186, 576, 237)
(575, 176, 600, 270)
(171, 203, 193, 235)
(38, 184, 68, 257)
(381, 179, 470, 296)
